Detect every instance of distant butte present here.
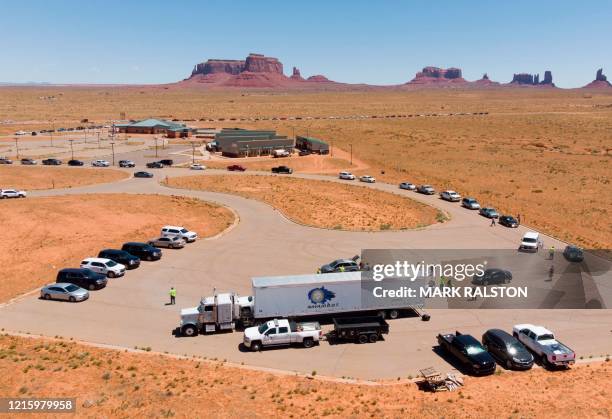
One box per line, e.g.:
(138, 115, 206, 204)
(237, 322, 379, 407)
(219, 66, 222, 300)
(583, 68, 612, 88)
(509, 71, 555, 87)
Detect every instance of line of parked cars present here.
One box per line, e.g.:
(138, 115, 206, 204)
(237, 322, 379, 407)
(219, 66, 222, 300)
(40, 225, 198, 303)
(338, 171, 377, 183)
(437, 324, 575, 376)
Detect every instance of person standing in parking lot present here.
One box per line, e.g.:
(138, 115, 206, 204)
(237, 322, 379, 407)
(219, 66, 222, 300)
(517, 214, 521, 225)
(169, 287, 176, 305)
(490, 218, 496, 227)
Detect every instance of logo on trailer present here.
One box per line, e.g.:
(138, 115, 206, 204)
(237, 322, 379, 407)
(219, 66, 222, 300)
(308, 287, 336, 304)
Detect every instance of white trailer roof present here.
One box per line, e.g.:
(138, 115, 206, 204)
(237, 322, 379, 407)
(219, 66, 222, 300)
(252, 271, 361, 288)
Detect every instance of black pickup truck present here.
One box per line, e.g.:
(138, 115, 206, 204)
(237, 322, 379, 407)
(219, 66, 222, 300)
(437, 331, 496, 375)
(329, 316, 389, 344)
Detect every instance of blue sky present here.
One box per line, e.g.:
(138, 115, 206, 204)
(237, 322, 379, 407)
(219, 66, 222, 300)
(1, 0, 610, 87)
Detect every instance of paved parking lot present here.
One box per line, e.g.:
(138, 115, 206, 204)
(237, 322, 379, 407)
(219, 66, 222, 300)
(1, 163, 611, 379)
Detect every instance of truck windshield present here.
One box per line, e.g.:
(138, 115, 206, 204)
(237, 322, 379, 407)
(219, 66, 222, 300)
(258, 324, 269, 334)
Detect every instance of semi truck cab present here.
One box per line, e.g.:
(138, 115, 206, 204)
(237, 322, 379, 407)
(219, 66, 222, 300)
(180, 292, 254, 336)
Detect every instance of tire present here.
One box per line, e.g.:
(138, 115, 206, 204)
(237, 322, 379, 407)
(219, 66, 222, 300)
(358, 334, 368, 344)
(506, 359, 513, 369)
(541, 354, 550, 369)
(303, 338, 314, 348)
(250, 341, 262, 352)
(181, 324, 198, 337)
(108, 271, 116, 278)
(388, 309, 399, 320)
(368, 334, 378, 343)
(88, 284, 95, 291)
(43, 294, 51, 300)
(421, 314, 431, 322)
(147, 255, 153, 261)
(69, 296, 76, 302)
(377, 310, 387, 319)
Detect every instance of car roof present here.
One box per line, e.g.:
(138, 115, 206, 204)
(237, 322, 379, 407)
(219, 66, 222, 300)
(100, 248, 124, 254)
(124, 242, 147, 246)
(82, 257, 111, 263)
(514, 323, 552, 335)
(485, 328, 516, 343)
(162, 225, 185, 229)
(523, 232, 539, 239)
(59, 268, 89, 273)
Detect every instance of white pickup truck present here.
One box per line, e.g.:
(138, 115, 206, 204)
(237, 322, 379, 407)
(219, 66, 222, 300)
(513, 324, 575, 368)
(243, 319, 322, 351)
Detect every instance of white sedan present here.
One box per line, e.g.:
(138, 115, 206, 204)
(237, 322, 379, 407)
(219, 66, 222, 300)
(359, 175, 376, 183)
(440, 190, 462, 202)
(190, 164, 206, 170)
(399, 182, 416, 190)
(339, 171, 356, 180)
(92, 160, 110, 167)
(0, 188, 27, 198)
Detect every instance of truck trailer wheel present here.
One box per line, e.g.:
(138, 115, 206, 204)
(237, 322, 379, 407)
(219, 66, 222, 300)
(421, 314, 431, 321)
(358, 334, 369, 344)
(302, 338, 314, 348)
(388, 309, 399, 319)
(377, 310, 387, 319)
(368, 334, 378, 343)
(181, 325, 198, 337)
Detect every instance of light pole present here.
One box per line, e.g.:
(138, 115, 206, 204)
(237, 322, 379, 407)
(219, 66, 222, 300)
(14, 138, 19, 160)
(69, 139, 74, 160)
(350, 144, 353, 165)
(155, 137, 158, 157)
(97, 131, 101, 149)
(191, 142, 196, 164)
(50, 120, 54, 147)
(110, 142, 115, 166)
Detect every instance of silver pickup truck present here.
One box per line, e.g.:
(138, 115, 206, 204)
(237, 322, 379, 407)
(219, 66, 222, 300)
(243, 318, 322, 351)
(513, 324, 575, 368)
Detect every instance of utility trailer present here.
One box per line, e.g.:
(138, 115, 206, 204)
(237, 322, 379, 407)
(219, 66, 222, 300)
(179, 272, 427, 336)
(328, 316, 389, 344)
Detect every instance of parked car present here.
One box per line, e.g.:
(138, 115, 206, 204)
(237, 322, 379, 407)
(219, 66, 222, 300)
(499, 215, 519, 228)
(482, 329, 534, 370)
(417, 185, 436, 195)
(146, 161, 164, 169)
(148, 236, 186, 249)
(271, 165, 293, 174)
(479, 207, 499, 219)
(40, 283, 89, 302)
(227, 164, 246, 172)
(359, 175, 376, 183)
(121, 242, 162, 261)
(161, 225, 198, 242)
(298, 150, 311, 156)
(56, 268, 107, 290)
(159, 159, 173, 166)
(42, 158, 62, 165)
(440, 190, 461, 202)
(563, 245, 584, 262)
(437, 331, 496, 375)
(399, 182, 416, 190)
(31, 131, 38, 136)
(519, 232, 539, 252)
(190, 163, 206, 170)
(14, 130, 27, 136)
(243, 319, 322, 351)
(92, 159, 110, 167)
(461, 197, 481, 210)
(512, 324, 576, 368)
(97, 249, 140, 269)
(0, 158, 14, 164)
(472, 268, 512, 285)
(67, 159, 84, 166)
(134, 171, 153, 178)
(0, 189, 27, 199)
(339, 171, 356, 180)
(320, 258, 360, 274)
(119, 160, 135, 168)
(20, 158, 37, 165)
(80, 257, 126, 278)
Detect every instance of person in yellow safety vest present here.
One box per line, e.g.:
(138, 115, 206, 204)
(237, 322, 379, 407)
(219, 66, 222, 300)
(549, 245, 555, 260)
(316, 268, 321, 274)
(169, 287, 176, 305)
(339, 265, 346, 272)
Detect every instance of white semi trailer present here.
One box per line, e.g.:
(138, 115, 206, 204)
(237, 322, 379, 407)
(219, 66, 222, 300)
(179, 271, 426, 336)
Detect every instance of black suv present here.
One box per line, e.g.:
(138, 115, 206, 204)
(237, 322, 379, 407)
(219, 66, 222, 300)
(271, 166, 293, 174)
(42, 158, 62, 165)
(482, 329, 534, 370)
(68, 159, 84, 166)
(146, 161, 164, 169)
(159, 159, 173, 166)
(121, 242, 162, 261)
(98, 249, 141, 269)
(56, 268, 107, 290)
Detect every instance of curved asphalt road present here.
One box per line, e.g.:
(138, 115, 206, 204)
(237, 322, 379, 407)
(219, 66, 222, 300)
(1, 165, 610, 379)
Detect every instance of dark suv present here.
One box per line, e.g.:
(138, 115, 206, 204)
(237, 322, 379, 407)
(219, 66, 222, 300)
(56, 268, 107, 290)
(159, 159, 173, 166)
(121, 242, 162, 261)
(98, 249, 141, 269)
(472, 268, 512, 285)
(482, 329, 533, 370)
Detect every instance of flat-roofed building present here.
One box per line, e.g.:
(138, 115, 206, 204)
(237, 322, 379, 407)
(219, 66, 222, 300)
(213, 128, 294, 157)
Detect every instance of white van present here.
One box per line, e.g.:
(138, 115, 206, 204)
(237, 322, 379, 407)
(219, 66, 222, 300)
(519, 232, 540, 252)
